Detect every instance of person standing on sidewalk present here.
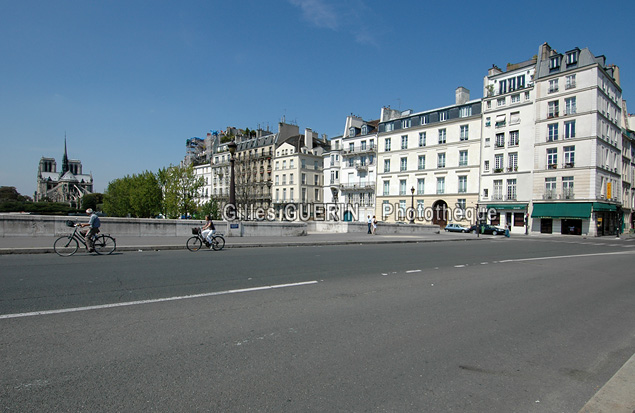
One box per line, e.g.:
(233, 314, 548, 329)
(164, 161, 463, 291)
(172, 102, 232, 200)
(367, 215, 372, 234)
(372, 215, 378, 235)
(79, 208, 100, 252)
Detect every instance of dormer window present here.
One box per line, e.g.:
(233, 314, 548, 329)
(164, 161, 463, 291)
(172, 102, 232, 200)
(549, 55, 561, 71)
(402, 118, 411, 128)
(349, 127, 356, 137)
(566, 50, 578, 66)
(361, 125, 368, 135)
(439, 110, 448, 121)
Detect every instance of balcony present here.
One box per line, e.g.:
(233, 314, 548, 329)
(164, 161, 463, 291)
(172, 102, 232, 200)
(340, 181, 376, 191)
(543, 190, 557, 200)
(506, 166, 518, 172)
(564, 162, 575, 168)
(342, 145, 376, 155)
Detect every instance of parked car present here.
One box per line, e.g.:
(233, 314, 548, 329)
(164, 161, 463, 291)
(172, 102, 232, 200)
(444, 223, 469, 233)
(467, 224, 506, 235)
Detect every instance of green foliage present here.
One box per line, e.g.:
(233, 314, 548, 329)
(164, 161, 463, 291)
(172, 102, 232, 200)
(0, 200, 79, 215)
(0, 186, 31, 202)
(199, 198, 221, 220)
(159, 164, 205, 219)
(81, 193, 104, 211)
(103, 171, 162, 218)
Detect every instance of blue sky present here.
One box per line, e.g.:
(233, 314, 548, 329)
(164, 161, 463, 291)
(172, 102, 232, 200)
(2, 0, 634, 197)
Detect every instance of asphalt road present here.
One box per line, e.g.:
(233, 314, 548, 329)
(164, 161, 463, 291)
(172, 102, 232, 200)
(1, 237, 634, 412)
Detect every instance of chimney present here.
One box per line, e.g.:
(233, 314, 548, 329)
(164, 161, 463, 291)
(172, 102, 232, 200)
(455, 87, 470, 105)
(304, 128, 315, 149)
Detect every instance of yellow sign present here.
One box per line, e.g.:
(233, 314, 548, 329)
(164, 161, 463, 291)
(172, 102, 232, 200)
(607, 182, 612, 199)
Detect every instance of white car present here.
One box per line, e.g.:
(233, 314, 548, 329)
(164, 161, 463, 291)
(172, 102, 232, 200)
(444, 223, 469, 233)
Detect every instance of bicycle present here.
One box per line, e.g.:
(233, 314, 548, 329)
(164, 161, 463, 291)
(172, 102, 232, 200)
(186, 227, 225, 252)
(54, 220, 116, 257)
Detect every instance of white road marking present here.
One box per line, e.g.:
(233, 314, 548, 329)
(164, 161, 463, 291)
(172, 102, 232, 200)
(405, 269, 422, 273)
(0, 281, 319, 320)
(497, 250, 635, 263)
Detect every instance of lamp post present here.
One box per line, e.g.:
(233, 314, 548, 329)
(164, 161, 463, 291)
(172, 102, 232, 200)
(410, 186, 415, 224)
(228, 140, 237, 219)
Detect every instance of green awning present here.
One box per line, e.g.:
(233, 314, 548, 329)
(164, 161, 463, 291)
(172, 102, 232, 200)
(592, 202, 617, 212)
(531, 203, 592, 219)
(486, 203, 528, 210)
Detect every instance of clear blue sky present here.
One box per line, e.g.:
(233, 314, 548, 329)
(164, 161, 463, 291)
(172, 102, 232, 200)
(2, 0, 634, 197)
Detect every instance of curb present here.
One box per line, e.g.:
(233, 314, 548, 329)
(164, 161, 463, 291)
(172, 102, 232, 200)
(0, 237, 486, 255)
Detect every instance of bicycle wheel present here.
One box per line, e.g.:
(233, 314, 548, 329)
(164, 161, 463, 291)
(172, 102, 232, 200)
(94, 235, 116, 255)
(211, 236, 225, 251)
(54, 236, 79, 257)
(186, 236, 202, 252)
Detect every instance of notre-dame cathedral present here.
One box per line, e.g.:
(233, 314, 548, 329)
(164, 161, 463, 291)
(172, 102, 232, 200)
(35, 139, 94, 207)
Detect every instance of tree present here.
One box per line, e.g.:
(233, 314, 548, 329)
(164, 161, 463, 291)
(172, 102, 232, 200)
(200, 198, 221, 220)
(0, 186, 30, 202)
(81, 193, 104, 211)
(159, 164, 205, 219)
(129, 171, 162, 218)
(103, 177, 133, 217)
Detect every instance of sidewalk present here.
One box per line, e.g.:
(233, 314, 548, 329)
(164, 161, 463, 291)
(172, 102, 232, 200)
(0, 231, 483, 254)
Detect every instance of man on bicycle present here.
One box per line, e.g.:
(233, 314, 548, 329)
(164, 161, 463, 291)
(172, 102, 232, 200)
(79, 208, 101, 252)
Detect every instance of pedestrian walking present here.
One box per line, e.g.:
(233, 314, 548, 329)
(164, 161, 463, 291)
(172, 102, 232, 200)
(367, 215, 372, 234)
(372, 215, 377, 235)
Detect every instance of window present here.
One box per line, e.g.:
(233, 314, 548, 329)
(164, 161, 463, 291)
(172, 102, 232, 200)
(402, 118, 411, 129)
(458, 176, 467, 193)
(383, 181, 390, 196)
(485, 117, 491, 127)
(349, 143, 355, 152)
(314, 175, 319, 185)
(566, 51, 578, 65)
(361, 125, 368, 135)
(385, 122, 394, 132)
(493, 180, 503, 200)
(566, 74, 576, 89)
(525, 91, 530, 100)
(369, 139, 374, 149)
(384, 159, 390, 172)
(499, 81, 507, 95)
(460, 125, 469, 141)
(361, 141, 367, 150)
(547, 148, 558, 168)
(436, 177, 445, 194)
(562, 177, 574, 198)
(439, 110, 448, 121)
(348, 158, 355, 167)
(495, 133, 505, 148)
(275, 175, 280, 185)
(400, 157, 407, 171)
(548, 100, 559, 118)
(549, 56, 561, 70)
(289, 173, 294, 184)
(564, 120, 576, 139)
(545, 177, 557, 198)
(511, 94, 520, 103)
(438, 129, 446, 144)
(399, 180, 407, 195)
(459, 106, 472, 117)
(421, 114, 429, 125)
(508, 153, 518, 171)
(484, 160, 490, 172)
(282, 188, 286, 201)
(507, 179, 517, 200)
(459, 150, 468, 167)
(401, 135, 408, 149)
(290, 160, 294, 168)
(419, 132, 426, 147)
(437, 153, 446, 168)
(497, 98, 506, 107)
(290, 188, 294, 201)
(509, 131, 519, 146)
(565, 97, 576, 115)
(548, 123, 559, 141)
(301, 159, 306, 169)
(548, 79, 559, 93)
(385, 138, 391, 151)
(418, 155, 426, 170)
(564, 146, 575, 167)
(517, 75, 526, 88)
(495, 154, 503, 171)
(417, 178, 425, 195)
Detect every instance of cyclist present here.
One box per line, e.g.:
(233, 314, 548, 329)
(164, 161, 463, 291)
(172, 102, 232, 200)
(201, 215, 216, 246)
(79, 208, 101, 252)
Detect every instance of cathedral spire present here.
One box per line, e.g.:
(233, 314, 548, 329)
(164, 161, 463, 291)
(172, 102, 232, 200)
(62, 134, 69, 174)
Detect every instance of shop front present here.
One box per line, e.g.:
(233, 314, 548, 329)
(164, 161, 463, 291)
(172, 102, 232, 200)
(531, 202, 619, 236)
(486, 204, 528, 234)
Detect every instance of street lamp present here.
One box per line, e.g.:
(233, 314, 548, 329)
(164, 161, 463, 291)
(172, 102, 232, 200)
(228, 140, 237, 218)
(410, 186, 415, 224)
